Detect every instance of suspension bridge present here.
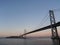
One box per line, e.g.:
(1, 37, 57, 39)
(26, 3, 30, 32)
(20, 10, 60, 45)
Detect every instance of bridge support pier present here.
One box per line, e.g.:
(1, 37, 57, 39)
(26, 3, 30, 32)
(59, 38, 60, 44)
(51, 37, 60, 45)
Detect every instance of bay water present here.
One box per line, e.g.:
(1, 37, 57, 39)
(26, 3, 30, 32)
(0, 38, 53, 45)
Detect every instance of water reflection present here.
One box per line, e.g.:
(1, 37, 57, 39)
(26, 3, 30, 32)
(0, 38, 53, 45)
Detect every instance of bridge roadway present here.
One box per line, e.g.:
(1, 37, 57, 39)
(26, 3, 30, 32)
(21, 22, 60, 36)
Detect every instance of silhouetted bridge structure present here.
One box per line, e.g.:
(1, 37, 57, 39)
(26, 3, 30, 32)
(21, 10, 60, 45)
(22, 22, 60, 36)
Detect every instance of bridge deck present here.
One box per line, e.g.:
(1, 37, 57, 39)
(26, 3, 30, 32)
(22, 22, 60, 36)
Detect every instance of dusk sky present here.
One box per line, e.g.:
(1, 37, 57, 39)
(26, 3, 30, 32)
(0, 0, 60, 37)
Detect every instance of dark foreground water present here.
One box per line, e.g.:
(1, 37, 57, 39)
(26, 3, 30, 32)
(0, 38, 53, 45)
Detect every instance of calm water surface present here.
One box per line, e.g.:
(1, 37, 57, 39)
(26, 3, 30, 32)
(0, 38, 53, 45)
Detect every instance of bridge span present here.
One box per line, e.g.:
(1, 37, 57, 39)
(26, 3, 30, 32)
(22, 22, 60, 36)
(21, 10, 60, 45)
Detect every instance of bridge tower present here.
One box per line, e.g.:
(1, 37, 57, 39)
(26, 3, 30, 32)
(24, 29, 27, 38)
(24, 29, 27, 45)
(49, 10, 60, 45)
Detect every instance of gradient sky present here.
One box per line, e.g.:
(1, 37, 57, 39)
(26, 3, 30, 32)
(0, 0, 60, 37)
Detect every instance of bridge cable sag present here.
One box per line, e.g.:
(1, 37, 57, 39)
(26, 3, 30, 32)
(52, 8, 60, 12)
(34, 12, 49, 30)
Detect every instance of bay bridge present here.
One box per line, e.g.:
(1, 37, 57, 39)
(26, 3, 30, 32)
(20, 10, 60, 45)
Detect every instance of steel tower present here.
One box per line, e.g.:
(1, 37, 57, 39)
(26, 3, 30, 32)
(49, 10, 59, 45)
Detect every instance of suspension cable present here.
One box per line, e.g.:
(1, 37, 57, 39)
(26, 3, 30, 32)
(34, 12, 49, 30)
(52, 8, 60, 12)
